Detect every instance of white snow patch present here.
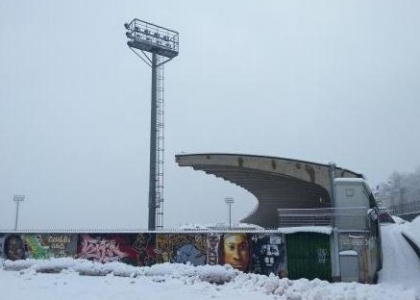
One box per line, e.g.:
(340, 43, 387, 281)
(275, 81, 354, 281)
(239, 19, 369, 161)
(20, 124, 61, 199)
(277, 226, 333, 235)
(340, 250, 358, 256)
(392, 215, 407, 224)
(378, 223, 420, 297)
(401, 218, 420, 255)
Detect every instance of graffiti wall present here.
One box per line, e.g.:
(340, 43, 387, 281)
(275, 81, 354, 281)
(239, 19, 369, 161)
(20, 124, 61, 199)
(1, 234, 27, 260)
(221, 233, 251, 272)
(133, 233, 156, 266)
(156, 233, 207, 266)
(25, 234, 78, 259)
(0, 233, 78, 260)
(0, 232, 298, 277)
(250, 233, 286, 276)
(77, 234, 139, 265)
(206, 234, 221, 266)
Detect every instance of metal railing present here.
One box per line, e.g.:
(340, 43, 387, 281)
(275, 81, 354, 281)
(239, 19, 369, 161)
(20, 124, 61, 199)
(389, 200, 420, 216)
(278, 207, 369, 229)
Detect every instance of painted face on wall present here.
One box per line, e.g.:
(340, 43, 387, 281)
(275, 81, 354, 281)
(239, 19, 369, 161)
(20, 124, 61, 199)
(5, 235, 25, 261)
(251, 234, 285, 276)
(260, 243, 280, 267)
(223, 234, 249, 272)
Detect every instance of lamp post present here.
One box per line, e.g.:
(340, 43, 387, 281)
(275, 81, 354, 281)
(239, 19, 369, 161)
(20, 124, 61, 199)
(13, 194, 25, 231)
(124, 19, 179, 230)
(225, 197, 235, 229)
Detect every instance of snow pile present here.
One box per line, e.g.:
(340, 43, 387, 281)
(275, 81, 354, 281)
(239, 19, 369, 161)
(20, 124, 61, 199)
(1, 256, 419, 300)
(401, 216, 420, 251)
(177, 222, 264, 230)
(392, 215, 407, 224)
(378, 221, 420, 297)
(177, 223, 211, 230)
(2, 258, 238, 284)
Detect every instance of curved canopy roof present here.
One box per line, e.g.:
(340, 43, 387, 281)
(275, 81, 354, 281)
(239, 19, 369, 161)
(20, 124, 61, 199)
(175, 153, 363, 228)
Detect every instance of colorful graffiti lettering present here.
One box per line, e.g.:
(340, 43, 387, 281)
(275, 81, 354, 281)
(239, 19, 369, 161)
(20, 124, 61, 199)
(77, 234, 137, 264)
(46, 234, 77, 258)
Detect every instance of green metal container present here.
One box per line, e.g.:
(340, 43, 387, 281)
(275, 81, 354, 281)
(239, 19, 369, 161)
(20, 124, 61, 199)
(286, 232, 332, 281)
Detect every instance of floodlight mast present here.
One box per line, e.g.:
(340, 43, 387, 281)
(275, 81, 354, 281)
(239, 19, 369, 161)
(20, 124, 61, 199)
(125, 19, 179, 230)
(225, 197, 235, 229)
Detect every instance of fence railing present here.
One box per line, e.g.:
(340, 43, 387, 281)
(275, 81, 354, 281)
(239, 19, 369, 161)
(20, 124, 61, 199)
(278, 207, 369, 229)
(389, 200, 420, 216)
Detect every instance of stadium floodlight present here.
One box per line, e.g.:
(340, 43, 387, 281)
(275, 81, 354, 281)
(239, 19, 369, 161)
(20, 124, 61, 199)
(124, 19, 179, 61)
(13, 194, 25, 231)
(125, 19, 179, 231)
(225, 197, 235, 229)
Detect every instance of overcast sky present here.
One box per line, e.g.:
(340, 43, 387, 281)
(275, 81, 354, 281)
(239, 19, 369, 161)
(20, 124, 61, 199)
(1, 1, 419, 230)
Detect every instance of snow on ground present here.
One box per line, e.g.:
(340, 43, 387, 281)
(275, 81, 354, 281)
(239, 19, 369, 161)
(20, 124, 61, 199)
(0, 259, 417, 300)
(378, 218, 420, 294)
(401, 216, 420, 252)
(1, 218, 420, 300)
(392, 216, 407, 224)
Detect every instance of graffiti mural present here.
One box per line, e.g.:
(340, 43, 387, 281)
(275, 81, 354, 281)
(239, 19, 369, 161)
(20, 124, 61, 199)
(156, 234, 206, 266)
(222, 233, 250, 272)
(0, 231, 340, 281)
(317, 248, 328, 264)
(77, 234, 138, 265)
(251, 233, 286, 276)
(206, 234, 221, 266)
(0, 234, 5, 258)
(132, 233, 156, 266)
(3, 234, 27, 261)
(22, 234, 78, 259)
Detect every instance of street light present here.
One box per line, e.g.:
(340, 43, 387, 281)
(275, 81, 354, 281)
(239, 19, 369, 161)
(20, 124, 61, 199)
(124, 19, 179, 230)
(13, 194, 25, 231)
(225, 197, 235, 229)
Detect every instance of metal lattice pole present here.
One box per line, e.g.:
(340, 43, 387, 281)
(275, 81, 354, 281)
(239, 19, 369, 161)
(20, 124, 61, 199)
(124, 19, 178, 230)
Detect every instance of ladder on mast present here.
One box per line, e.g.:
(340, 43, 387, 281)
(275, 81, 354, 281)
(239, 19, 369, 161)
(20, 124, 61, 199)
(155, 57, 165, 229)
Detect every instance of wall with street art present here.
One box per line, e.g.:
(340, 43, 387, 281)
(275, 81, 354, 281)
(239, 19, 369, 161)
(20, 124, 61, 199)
(77, 234, 139, 265)
(0, 233, 78, 260)
(155, 233, 207, 265)
(0, 232, 312, 278)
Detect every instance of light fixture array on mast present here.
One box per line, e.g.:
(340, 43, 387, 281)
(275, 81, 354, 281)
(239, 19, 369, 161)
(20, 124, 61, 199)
(124, 19, 179, 230)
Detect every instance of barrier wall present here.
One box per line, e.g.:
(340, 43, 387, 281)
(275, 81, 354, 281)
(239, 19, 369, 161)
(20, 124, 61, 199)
(0, 232, 289, 277)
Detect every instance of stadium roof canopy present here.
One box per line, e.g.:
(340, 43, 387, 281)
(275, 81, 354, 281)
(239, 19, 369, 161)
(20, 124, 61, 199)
(175, 153, 363, 228)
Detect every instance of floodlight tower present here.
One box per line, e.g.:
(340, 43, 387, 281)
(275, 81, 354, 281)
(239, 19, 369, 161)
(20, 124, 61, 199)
(225, 197, 235, 229)
(13, 194, 25, 231)
(124, 19, 179, 230)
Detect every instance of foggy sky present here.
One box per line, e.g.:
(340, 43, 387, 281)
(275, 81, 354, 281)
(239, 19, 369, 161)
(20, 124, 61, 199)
(1, 0, 419, 230)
